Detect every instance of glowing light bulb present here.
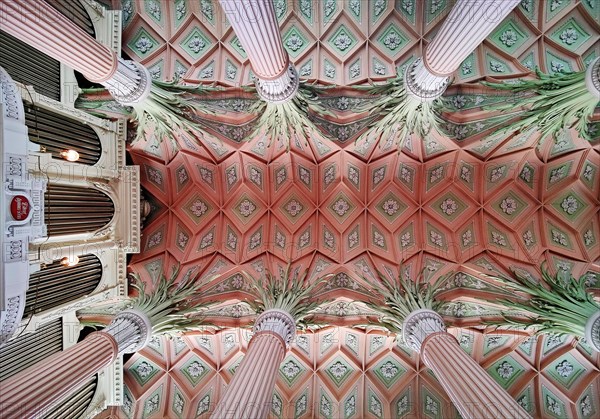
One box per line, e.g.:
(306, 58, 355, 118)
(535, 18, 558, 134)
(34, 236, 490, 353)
(61, 255, 80, 267)
(60, 149, 80, 162)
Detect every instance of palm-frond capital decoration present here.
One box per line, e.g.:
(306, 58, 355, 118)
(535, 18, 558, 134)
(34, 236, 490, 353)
(362, 266, 452, 351)
(482, 57, 600, 141)
(477, 263, 600, 352)
(80, 266, 217, 354)
(248, 82, 334, 151)
(358, 60, 445, 151)
(243, 264, 332, 344)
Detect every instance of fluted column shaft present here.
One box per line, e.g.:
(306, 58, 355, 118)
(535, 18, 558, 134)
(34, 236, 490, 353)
(0, 310, 150, 418)
(218, 0, 299, 103)
(406, 0, 520, 100)
(421, 332, 530, 419)
(0, 0, 151, 104)
(210, 332, 286, 418)
(211, 309, 295, 419)
(0, 332, 118, 418)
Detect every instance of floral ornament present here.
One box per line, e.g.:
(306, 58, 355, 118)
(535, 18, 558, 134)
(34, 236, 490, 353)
(286, 200, 304, 217)
(462, 230, 473, 246)
(430, 231, 443, 246)
(136, 361, 154, 378)
(552, 230, 568, 246)
(188, 35, 206, 53)
(190, 200, 208, 217)
(551, 61, 566, 73)
(370, 395, 383, 417)
(334, 33, 353, 51)
(580, 395, 592, 416)
(555, 360, 574, 377)
(500, 197, 518, 215)
(519, 166, 532, 183)
(383, 31, 403, 50)
(380, 361, 398, 379)
(522, 230, 535, 246)
(490, 60, 505, 72)
(491, 231, 507, 246)
(382, 199, 400, 216)
(440, 198, 458, 215)
(145, 394, 160, 414)
(452, 95, 466, 109)
(561, 195, 579, 215)
(175, 1, 186, 19)
(584, 230, 594, 246)
(281, 360, 300, 378)
(500, 29, 518, 47)
(187, 361, 205, 377)
(332, 198, 350, 216)
(135, 36, 154, 53)
(490, 166, 506, 182)
(462, 60, 473, 74)
(238, 199, 256, 217)
(329, 361, 347, 378)
(286, 34, 304, 51)
(497, 361, 514, 379)
(425, 396, 438, 415)
(547, 396, 562, 415)
(560, 28, 578, 45)
(460, 166, 472, 182)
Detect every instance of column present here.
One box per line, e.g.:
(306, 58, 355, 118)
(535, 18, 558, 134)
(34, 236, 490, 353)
(0, 310, 151, 418)
(405, 0, 520, 101)
(210, 309, 295, 418)
(404, 310, 531, 419)
(585, 311, 600, 352)
(218, 0, 298, 104)
(586, 58, 600, 100)
(0, 0, 150, 105)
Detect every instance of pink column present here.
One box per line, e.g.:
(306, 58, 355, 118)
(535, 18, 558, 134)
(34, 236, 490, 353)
(404, 310, 531, 419)
(218, 0, 298, 103)
(0, 0, 150, 104)
(405, 0, 520, 100)
(0, 332, 117, 418)
(0, 310, 151, 418)
(211, 310, 295, 419)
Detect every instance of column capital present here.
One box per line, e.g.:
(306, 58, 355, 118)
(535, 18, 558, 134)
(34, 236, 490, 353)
(404, 58, 450, 102)
(255, 63, 300, 104)
(585, 311, 600, 352)
(403, 308, 446, 352)
(253, 309, 296, 346)
(585, 57, 600, 100)
(105, 309, 152, 355)
(103, 58, 152, 106)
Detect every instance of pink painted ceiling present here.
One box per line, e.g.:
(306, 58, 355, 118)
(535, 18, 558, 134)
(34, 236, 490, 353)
(120, 0, 600, 417)
(100, 328, 600, 419)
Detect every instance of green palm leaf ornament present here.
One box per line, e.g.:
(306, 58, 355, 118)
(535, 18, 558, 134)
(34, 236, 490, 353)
(243, 264, 333, 333)
(79, 266, 218, 348)
(362, 266, 452, 347)
(479, 264, 600, 352)
(482, 57, 600, 141)
(358, 61, 447, 150)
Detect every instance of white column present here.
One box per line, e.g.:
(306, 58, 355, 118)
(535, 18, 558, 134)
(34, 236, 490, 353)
(406, 0, 520, 101)
(218, 0, 299, 103)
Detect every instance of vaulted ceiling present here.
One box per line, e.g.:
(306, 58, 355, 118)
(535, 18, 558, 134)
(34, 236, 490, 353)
(115, 0, 600, 418)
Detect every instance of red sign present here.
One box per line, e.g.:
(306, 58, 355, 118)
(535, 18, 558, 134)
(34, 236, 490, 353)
(10, 195, 31, 221)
